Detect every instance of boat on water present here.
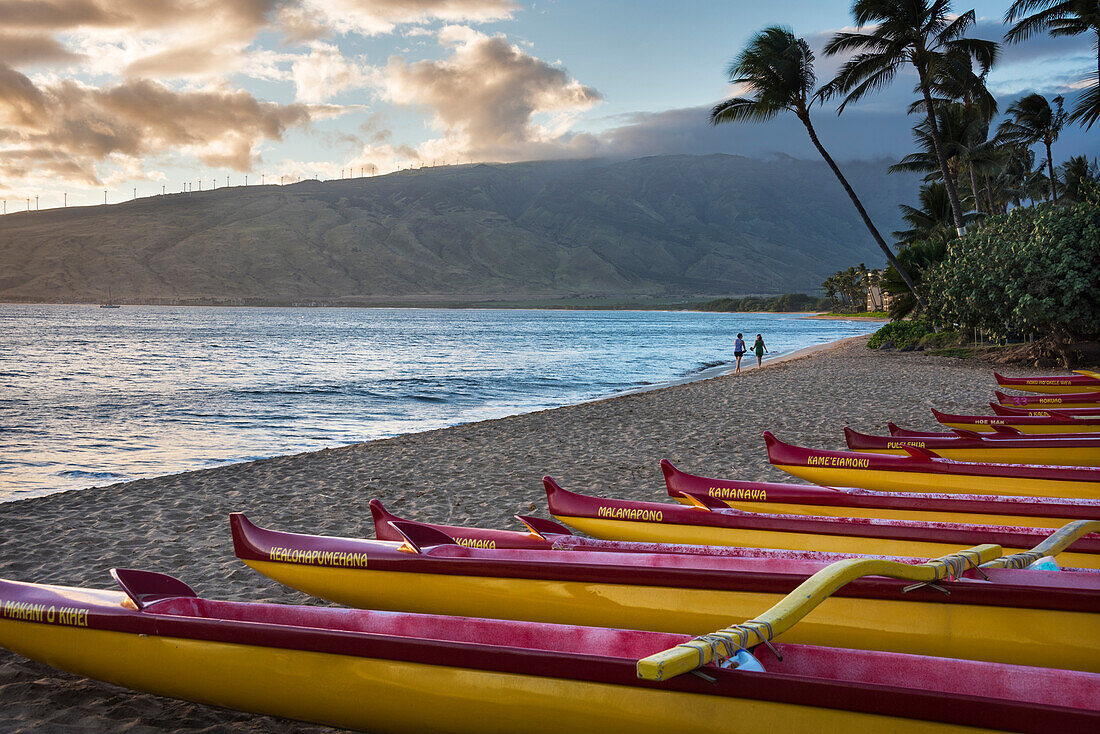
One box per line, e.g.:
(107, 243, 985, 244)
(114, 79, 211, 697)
(932, 408, 1100, 434)
(233, 513, 1100, 671)
(765, 432, 1100, 499)
(995, 371, 1100, 394)
(996, 390, 1100, 409)
(843, 427, 1100, 468)
(991, 402, 1100, 417)
(538, 478, 1100, 567)
(661, 457, 1100, 523)
(99, 288, 120, 308)
(3, 569, 1096, 733)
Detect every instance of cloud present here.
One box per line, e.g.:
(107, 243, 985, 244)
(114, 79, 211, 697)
(291, 42, 373, 102)
(0, 32, 83, 66)
(378, 26, 602, 161)
(0, 64, 329, 186)
(289, 0, 517, 37)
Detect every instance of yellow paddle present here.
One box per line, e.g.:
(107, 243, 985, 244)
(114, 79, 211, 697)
(636, 543, 1001, 682)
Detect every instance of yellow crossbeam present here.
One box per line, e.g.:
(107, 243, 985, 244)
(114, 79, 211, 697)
(636, 543, 1002, 682)
(983, 519, 1100, 569)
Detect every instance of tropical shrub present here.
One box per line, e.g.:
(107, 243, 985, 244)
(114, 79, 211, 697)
(867, 319, 932, 350)
(924, 191, 1100, 342)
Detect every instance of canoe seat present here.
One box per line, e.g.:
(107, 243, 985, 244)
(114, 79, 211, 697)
(110, 568, 197, 610)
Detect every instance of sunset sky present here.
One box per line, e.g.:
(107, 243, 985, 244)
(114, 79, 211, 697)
(2, 0, 1096, 210)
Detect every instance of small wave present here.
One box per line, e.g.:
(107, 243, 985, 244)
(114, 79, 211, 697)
(681, 360, 727, 375)
(55, 469, 128, 479)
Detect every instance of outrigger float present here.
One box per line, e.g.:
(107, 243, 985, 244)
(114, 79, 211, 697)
(765, 432, 1100, 500)
(932, 408, 1100, 434)
(232, 513, 1100, 671)
(2, 565, 1097, 733)
(537, 479, 1100, 568)
(843, 427, 1100, 468)
(995, 370, 1100, 394)
(996, 390, 1100, 409)
(661, 458, 1100, 525)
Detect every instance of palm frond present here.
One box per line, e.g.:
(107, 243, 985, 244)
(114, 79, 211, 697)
(709, 97, 781, 125)
(1068, 77, 1100, 130)
(937, 9, 976, 43)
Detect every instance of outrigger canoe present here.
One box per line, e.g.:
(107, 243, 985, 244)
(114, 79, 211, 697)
(844, 427, 1100, 468)
(662, 458, 1100, 524)
(996, 390, 1100, 409)
(766, 432, 1100, 500)
(3, 571, 1097, 733)
(232, 513, 1100, 671)
(540, 479, 1100, 569)
(995, 371, 1100, 394)
(370, 499, 1098, 565)
(991, 402, 1100, 417)
(887, 423, 1100, 441)
(932, 408, 1100, 434)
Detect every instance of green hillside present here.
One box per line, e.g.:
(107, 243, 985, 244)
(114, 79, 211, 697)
(0, 154, 915, 306)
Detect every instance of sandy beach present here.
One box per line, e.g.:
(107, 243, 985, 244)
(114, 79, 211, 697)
(0, 337, 1034, 732)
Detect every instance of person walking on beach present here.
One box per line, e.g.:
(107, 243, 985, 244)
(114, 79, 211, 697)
(753, 333, 768, 367)
(734, 333, 746, 372)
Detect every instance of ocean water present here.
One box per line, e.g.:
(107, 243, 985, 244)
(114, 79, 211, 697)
(0, 305, 880, 500)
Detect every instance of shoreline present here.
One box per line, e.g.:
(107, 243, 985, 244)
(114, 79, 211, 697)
(610, 334, 868, 399)
(2, 322, 879, 503)
(0, 335, 1032, 732)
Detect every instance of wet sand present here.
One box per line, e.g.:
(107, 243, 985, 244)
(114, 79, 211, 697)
(0, 337, 1015, 732)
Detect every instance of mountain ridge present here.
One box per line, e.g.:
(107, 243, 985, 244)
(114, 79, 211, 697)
(0, 154, 915, 305)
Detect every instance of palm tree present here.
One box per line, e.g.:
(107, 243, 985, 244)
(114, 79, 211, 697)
(890, 102, 996, 214)
(1059, 155, 1099, 201)
(710, 25, 927, 309)
(893, 182, 961, 244)
(822, 0, 998, 235)
(996, 93, 1066, 202)
(1004, 1, 1100, 129)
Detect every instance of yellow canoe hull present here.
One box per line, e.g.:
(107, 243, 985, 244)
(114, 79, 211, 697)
(0, 619, 1011, 734)
(244, 559, 1100, 673)
(940, 421, 1100, 434)
(554, 515, 1100, 570)
(687, 496, 1082, 528)
(773, 462, 1100, 500)
(862, 446, 1100, 467)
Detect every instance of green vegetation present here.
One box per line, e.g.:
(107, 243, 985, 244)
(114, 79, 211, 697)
(696, 293, 830, 312)
(867, 320, 933, 350)
(706, 1, 1099, 360)
(925, 190, 1100, 342)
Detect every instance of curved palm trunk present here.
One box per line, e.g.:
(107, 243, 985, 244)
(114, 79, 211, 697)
(798, 113, 928, 310)
(918, 75, 967, 234)
(1045, 139, 1058, 204)
(968, 164, 982, 215)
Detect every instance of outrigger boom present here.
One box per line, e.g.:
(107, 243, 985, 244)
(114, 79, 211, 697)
(638, 543, 1003, 682)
